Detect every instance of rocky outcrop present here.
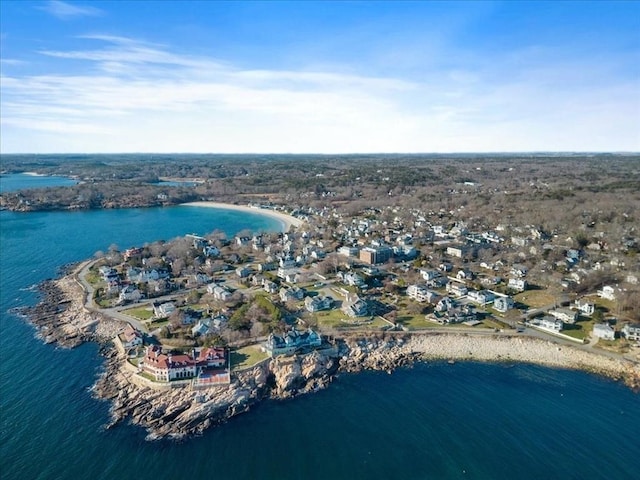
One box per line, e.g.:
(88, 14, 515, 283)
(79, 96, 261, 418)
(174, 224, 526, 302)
(16, 272, 123, 348)
(90, 335, 428, 440)
(17, 271, 640, 440)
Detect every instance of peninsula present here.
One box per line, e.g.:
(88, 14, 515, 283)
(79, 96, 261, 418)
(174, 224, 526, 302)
(10, 154, 640, 440)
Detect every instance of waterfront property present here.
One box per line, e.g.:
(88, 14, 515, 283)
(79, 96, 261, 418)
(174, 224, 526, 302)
(622, 323, 640, 342)
(140, 345, 229, 384)
(592, 323, 616, 341)
(263, 328, 322, 357)
(117, 324, 143, 349)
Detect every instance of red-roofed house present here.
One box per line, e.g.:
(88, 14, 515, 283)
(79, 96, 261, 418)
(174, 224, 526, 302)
(141, 345, 196, 382)
(117, 324, 143, 349)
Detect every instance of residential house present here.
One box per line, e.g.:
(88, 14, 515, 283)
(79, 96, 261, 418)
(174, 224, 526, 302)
(575, 299, 595, 316)
(446, 282, 468, 297)
(118, 285, 142, 303)
(203, 245, 220, 257)
(340, 272, 365, 287)
(141, 345, 196, 382)
(117, 324, 143, 349)
(550, 308, 578, 324)
(263, 279, 279, 294)
(280, 287, 305, 303)
(153, 301, 176, 318)
(467, 289, 495, 305)
(438, 262, 453, 273)
(539, 316, 563, 332)
(494, 296, 515, 313)
(342, 296, 369, 317)
(407, 284, 439, 303)
(592, 323, 615, 341)
(305, 295, 334, 312)
(444, 305, 477, 324)
(622, 323, 640, 341)
(277, 267, 300, 283)
(236, 266, 251, 278)
(127, 267, 160, 283)
(195, 347, 227, 368)
(191, 318, 213, 337)
(456, 269, 475, 281)
(597, 285, 617, 301)
(210, 285, 232, 302)
(435, 296, 455, 312)
(508, 278, 528, 292)
(264, 328, 322, 356)
(510, 265, 528, 278)
(419, 269, 441, 282)
(123, 247, 143, 261)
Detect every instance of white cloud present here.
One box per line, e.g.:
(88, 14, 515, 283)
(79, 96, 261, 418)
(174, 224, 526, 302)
(38, 1, 103, 20)
(1, 35, 638, 153)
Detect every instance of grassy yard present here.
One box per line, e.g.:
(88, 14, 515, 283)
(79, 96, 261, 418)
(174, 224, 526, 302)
(85, 270, 101, 286)
(122, 305, 154, 320)
(395, 314, 439, 330)
(231, 344, 269, 370)
(515, 289, 562, 309)
(315, 309, 388, 330)
(560, 321, 590, 340)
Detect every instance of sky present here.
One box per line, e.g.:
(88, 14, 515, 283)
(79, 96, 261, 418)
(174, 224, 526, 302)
(1, 0, 639, 154)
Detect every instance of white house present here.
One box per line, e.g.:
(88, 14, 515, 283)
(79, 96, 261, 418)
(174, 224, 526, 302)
(592, 323, 615, 340)
(419, 269, 441, 282)
(508, 278, 527, 292)
(550, 308, 578, 324)
(467, 290, 495, 305)
(494, 296, 515, 313)
(597, 285, 617, 301)
(211, 285, 232, 302)
(407, 284, 439, 303)
(539, 316, 563, 332)
(621, 323, 640, 341)
(153, 301, 176, 318)
(575, 299, 595, 316)
(446, 282, 468, 297)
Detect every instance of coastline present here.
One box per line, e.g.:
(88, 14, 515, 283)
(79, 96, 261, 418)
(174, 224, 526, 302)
(19, 268, 640, 440)
(182, 201, 304, 231)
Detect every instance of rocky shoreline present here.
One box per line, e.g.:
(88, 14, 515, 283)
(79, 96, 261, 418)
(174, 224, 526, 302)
(17, 271, 640, 441)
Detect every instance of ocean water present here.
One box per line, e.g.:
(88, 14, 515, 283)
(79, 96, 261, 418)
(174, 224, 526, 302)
(1, 174, 639, 480)
(0, 172, 78, 192)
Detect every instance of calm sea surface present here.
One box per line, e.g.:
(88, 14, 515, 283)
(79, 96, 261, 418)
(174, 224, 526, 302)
(1, 174, 638, 480)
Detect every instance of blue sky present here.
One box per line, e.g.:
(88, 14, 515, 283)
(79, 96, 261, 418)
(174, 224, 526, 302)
(1, 0, 638, 153)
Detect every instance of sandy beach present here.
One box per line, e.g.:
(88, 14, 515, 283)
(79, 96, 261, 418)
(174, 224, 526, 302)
(183, 201, 304, 231)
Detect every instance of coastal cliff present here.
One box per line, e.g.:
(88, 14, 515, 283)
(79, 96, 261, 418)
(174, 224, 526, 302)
(18, 270, 640, 441)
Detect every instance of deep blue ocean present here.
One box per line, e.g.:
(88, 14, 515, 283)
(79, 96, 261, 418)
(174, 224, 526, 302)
(1, 174, 638, 480)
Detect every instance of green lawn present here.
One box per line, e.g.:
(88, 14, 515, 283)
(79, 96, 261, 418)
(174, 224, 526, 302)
(561, 323, 588, 340)
(85, 270, 101, 286)
(315, 309, 388, 330)
(122, 305, 154, 320)
(395, 314, 440, 330)
(231, 345, 269, 370)
(514, 289, 561, 309)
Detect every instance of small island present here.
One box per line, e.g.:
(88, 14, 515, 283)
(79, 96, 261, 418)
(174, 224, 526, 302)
(11, 154, 640, 440)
